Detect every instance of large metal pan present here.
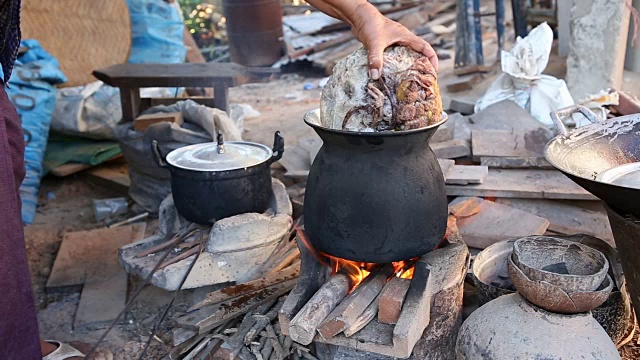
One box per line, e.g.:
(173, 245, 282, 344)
(544, 105, 640, 217)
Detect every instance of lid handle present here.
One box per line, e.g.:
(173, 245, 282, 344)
(217, 130, 225, 154)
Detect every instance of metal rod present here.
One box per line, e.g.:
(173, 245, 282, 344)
(109, 212, 149, 228)
(495, 0, 506, 57)
(511, 0, 529, 39)
(138, 241, 206, 360)
(473, 0, 484, 66)
(86, 230, 187, 357)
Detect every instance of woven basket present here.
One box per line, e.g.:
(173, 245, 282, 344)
(21, 0, 132, 87)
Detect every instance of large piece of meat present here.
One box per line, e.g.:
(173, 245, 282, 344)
(320, 46, 443, 132)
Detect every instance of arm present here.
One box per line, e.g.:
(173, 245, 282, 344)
(306, 0, 438, 79)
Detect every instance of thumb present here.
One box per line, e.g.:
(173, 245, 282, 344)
(367, 41, 385, 80)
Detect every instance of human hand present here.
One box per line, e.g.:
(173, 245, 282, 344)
(349, 3, 438, 80)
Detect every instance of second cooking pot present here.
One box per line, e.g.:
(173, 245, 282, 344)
(152, 131, 284, 224)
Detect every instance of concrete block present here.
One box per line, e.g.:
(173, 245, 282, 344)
(431, 139, 471, 159)
(431, 124, 453, 143)
(566, 0, 631, 100)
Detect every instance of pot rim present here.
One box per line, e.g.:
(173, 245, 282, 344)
(303, 108, 448, 136)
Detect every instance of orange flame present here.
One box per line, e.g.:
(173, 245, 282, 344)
(295, 226, 417, 291)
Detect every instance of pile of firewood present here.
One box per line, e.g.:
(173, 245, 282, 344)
(165, 224, 308, 360)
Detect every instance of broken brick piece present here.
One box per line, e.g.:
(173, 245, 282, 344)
(448, 197, 482, 218)
(378, 277, 411, 324)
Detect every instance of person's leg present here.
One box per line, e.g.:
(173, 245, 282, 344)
(0, 85, 41, 359)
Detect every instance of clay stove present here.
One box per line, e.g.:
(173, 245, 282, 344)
(278, 227, 470, 360)
(118, 178, 293, 290)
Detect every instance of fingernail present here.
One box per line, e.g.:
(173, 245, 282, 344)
(370, 69, 380, 80)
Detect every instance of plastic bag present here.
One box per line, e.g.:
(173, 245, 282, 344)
(6, 40, 67, 224)
(115, 100, 243, 213)
(50, 81, 122, 140)
(474, 22, 575, 126)
(126, 0, 187, 64)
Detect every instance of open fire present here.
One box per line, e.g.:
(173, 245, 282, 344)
(296, 227, 417, 291)
(279, 221, 470, 359)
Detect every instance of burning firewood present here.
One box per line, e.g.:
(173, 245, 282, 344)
(317, 264, 396, 340)
(343, 293, 381, 337)
(289, 271, 352, 345)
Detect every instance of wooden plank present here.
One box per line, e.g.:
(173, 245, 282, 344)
(444, 165, 488, 185)
(47, 224, 144, 289)
(176, 279, 296, 334)
(471, 129, 551, 162)
(431, 139, 470, 159)
(189, 265, 300, 311)
(72, 223, 146, 328)
(480, 156, 553, 169)
(50, 154, 124, 177)
(93, 63, 251, 88)
(87, 161, 131, 189)
(494, 198, 615, 246)
(446, 74, 481, 93)
(134, 112, 184, 131)
(446, 169, 599, 200)
(455, 198, 549, 249)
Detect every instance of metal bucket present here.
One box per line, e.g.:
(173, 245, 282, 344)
(223, 0, 284, 67)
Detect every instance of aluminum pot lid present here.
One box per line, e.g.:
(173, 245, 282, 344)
(165, 141, 272, 171)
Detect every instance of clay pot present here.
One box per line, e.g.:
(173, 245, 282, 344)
(456, 294, 620, 360)
(512, 236, 609, 292)
(508, 256, 613, 314)
(471, 239, 516, 306)
(472, 235, 634, 345)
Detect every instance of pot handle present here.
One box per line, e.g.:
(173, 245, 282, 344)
(550, 105, 602, 137)
(151, 140, 169, 169)
(268, 131, 285, 165)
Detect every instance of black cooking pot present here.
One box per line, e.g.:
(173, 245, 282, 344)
(151, 131, 284, 224)
(303, 109, 448, 263)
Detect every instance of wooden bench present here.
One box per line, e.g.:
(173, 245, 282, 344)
(93, 62, 274, 122)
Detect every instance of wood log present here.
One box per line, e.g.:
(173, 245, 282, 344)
(343, 293, 380, 337)
(190, 265, 300, 311)
(267, 249, 300, 275)
(176, 280, 295, 334)
(224, 298, 278, 360)
(260, 336, 274, 360)
(288, 272, 351, 345)
(245, 300, 284, 344)
(317, 264, 395, 340)
(266, 324, 285, 360)
(279, 238, 329, 336)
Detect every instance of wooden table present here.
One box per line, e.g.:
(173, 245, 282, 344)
(94, 62, 264, 122)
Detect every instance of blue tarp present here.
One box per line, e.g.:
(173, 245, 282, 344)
(126, 0, 187, 64)
(6, 40, 67, 224)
